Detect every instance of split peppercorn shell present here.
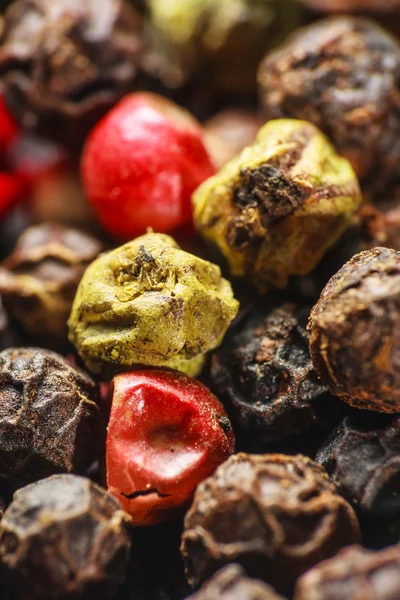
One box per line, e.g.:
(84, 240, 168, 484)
(308, 247, 400, 412)
(258, 17, 400, 187)
(0, 347, 104, 490)
(181, 453, 360, 593)
(0, 474, 132, 600)
(193, 119, 361, 292)
(68, 232, 239, 377)
(294, 544, 400, 600)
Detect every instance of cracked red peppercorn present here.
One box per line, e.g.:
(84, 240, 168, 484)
(106, 369, 235, 526)
(81, 92, 215, 239)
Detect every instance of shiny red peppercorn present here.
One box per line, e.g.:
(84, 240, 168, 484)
(81, 92, 216, 239)
(0, 95, 18, 155)
(106, 370, 235, 526)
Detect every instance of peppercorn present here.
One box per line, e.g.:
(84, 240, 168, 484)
(181, 453, 360, 593)
(107, 370, 235, 526)
(0, 0, 146, 145)
(193, 119, 361, 292)
(294, 544, 400, 600)
(210, 302, 339, 446)
(68, 232, 239, 377)
(308, 247, 400, 413)
(0, 223, 102, 344)
(0, 474, 132, 600)
(0, 347, 104, 490)
(258, 17, 400, 187)
(186, 565, 287, 600)
(203, 110, 263, 170)
(315, 411, 400, 518)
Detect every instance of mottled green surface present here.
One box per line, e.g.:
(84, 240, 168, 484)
(68, 233, 238, 376)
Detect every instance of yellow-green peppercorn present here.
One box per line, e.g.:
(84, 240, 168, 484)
(68, 233, 239, 377)
(193, 119, 362, 292)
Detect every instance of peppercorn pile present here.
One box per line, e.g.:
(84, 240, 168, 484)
(1, 1, 400, 599)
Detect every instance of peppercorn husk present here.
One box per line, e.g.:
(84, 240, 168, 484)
(308, 247, 400, 413)
(193, 119, 361, 292)
(68, 232, 239, 377)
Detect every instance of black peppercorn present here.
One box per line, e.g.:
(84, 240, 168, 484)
(0, 474, 132, 600)
(308, 247, 400, 413)
(0, 347, 104, 490)
(210, 303, 340, 446)
(186, 565, 287, 600)
(258, 17, 400, 187)
(0, 0, 146, 145)
(181, 453, 360, 593)
(294, 544, 400, 600)
(0, 223, 102, 344)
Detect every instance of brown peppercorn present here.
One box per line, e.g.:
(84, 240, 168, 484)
(0, 0, 145, 144)
(258, 17, 400, 186)
(210, 303, 338, 445)
(186, 565, 287, 600)
(203, 110, 263, 171)
(308, 247, 400, 412)
(181, 453, 360, 593)
(0, 474, 132, 600)
(294, 544, 400, 600)
(0, 347, 104, 490)
(0, 223, 102, 344)
(316, 411, 400, 518)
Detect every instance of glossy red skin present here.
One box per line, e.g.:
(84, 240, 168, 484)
(81, 92, 216, 239)
(106, 370, 235, 526)
(0, 95, 18, 154)
(0, 172, 26, 218)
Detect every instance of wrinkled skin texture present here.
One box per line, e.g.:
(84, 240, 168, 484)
(0, 347, 103, 490)
(0, 0, 145, 142)
(181, 453, 360, 593)
(210, 303, 334, 445)
(0, 475, 132, 600)
(259, 17, 400, 186)
(193, 119, 361, 292)
(316, 411, 400, 517)
(68, 232, 239, 377)
(309, 247, 400, 412)
(294, 545, 400, 600)
(107, 370, 235, 526)
(0, 223, 102, 342)
(187, 565, 286, 600)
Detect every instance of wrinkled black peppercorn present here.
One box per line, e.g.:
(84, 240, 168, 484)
(187, 565, 287, 600)
(258, 17, 400, 187)
(0, 474, 132, 600)
(0, 347, 104, 490)
(0, 0, 146, 144)
(210, 303, 340, 446)
(294, 544, 400, 600)
(308, 247, 400, 413)
(181, 453, 360, 593)
(0, 223, 102, 344)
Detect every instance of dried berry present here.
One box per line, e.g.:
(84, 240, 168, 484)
(186, 565, 287, 600)
(210, 303, 337, 445)
(81, 92, 215, 238)
(258, 17, 400, 186)
(294, 544, 400, 600)
(107, 370, 234, 526)
(68, 232, 239, 377)
(0, 347, 104, 490)
(0, 223, 102, 343)
(0, 474, 132, 600)
(316, 411, 400, 518)
(0, 0, 145, 144)
(204, 110, 263, 170)
(308, 247, 400, 412)
(181, 453, 360, 592)
(193, 119, 361, 292)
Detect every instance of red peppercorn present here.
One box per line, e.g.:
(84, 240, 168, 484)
(106, 369, 235, 526)
(81, 92, 216, 239)
(0, 95, 18, 155)
(0, 172, 25, 218)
